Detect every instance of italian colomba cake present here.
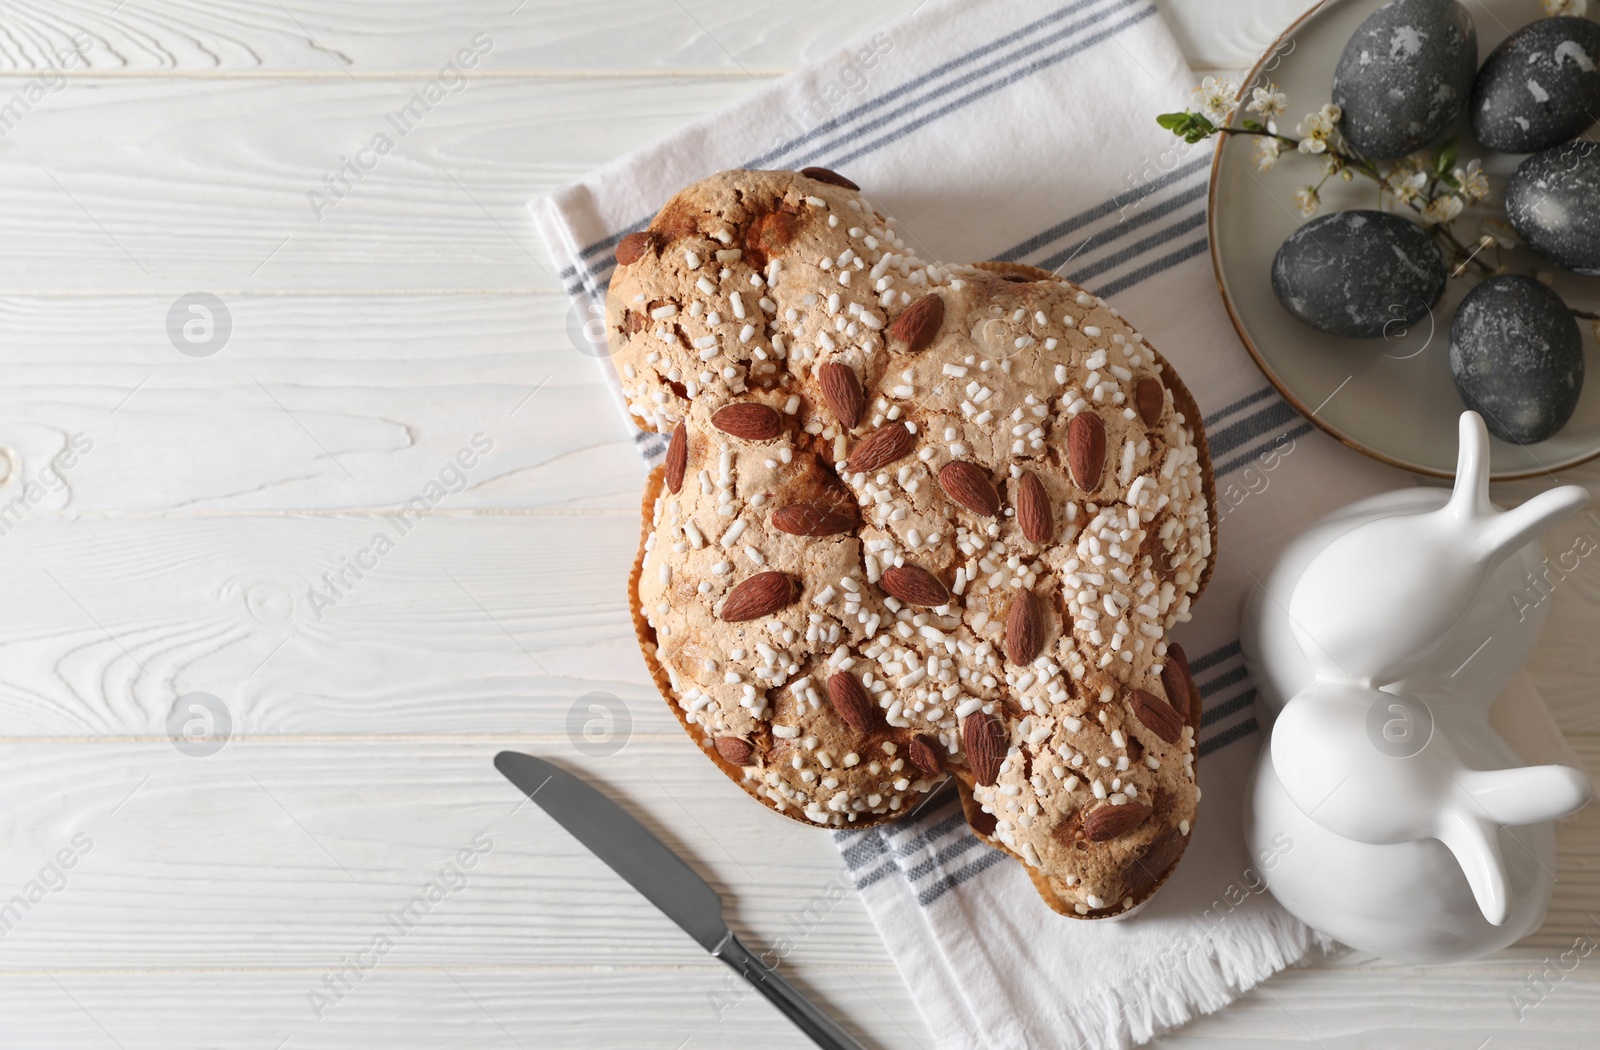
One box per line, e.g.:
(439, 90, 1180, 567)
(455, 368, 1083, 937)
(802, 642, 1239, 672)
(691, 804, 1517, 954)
(610, 168, 1216, 917)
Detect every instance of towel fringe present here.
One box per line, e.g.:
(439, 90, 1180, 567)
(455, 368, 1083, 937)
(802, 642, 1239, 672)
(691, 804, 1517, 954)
(1063, 904, 1334, 1048)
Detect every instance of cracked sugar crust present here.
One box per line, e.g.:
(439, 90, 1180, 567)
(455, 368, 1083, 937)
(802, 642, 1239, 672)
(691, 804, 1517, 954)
(612, 169, 1211, 914)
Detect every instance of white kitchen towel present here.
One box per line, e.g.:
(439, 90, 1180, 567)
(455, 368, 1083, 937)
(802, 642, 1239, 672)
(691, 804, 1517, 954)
(532, 1, 1431, 1046)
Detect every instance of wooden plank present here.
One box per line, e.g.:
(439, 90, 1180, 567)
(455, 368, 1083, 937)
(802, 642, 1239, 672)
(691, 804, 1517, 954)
(1502, 491, 1600, 734)
(0, 739, 896, 969)
(0, 292, 644, 514)
(0, 968, 924, 1049)
(0, 0, 920, 74)
(0, 76, 766, 291)
(3, 955, 1599, 1050)
(1156, 950, 1600, 1047)
(0, 514, 649, 736)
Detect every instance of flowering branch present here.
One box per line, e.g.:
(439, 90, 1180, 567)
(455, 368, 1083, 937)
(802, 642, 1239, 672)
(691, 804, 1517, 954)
(1160, 77, 1496, 278)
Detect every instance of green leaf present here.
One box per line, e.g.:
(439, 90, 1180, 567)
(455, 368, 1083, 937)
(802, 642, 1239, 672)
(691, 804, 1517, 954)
(1434, 136, 1459, 175)
(1241, 119, 1263, 131)
(1156, 110, 1218, 143)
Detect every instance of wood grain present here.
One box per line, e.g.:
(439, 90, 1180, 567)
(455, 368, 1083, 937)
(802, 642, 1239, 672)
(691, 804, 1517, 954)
(0, 293, 643, 512)
(0, 969, 918, 1049)
(0, 0, 926, 74)
(0, 77, 763, 291)
(0, 959, 1596, 1049)
(0, 740, 889, 967)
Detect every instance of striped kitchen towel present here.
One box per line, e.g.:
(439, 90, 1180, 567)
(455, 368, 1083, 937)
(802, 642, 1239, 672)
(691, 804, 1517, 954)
(533, 1, 1409, 1046)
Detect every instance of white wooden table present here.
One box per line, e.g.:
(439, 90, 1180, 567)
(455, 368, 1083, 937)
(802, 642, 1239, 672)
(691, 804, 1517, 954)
(1, 1, 1597, 1046)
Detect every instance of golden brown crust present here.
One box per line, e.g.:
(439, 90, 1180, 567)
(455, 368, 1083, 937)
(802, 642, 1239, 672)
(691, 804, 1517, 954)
(615, 170, 1217, 910)
(970, 261, 1217, 601)
(953, 765, 1194, 919)
(631, 463, 935, 829)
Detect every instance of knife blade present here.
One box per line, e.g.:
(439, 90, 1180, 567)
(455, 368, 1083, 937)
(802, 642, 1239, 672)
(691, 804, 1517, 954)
(494, 751, 870, 1050)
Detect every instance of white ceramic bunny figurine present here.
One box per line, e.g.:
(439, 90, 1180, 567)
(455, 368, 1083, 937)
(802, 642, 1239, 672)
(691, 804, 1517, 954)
(1242, 412, 1593, 963)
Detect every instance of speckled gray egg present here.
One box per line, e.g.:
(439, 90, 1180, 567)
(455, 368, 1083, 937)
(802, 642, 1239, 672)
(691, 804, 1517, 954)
(1332, 0, 1478, 159)
(1505, 140, 1600, 274)
(1471, 17, 1600, 153)
(1449, 275, 1583, 444)
(1271, 210, 1447, 338)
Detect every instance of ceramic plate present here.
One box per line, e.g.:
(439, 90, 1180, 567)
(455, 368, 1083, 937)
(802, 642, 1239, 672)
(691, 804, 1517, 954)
(1209, 0, 1600, 479)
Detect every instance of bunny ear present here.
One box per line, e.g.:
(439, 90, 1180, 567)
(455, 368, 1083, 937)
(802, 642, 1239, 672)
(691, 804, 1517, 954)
(1437, 766, 1593, 927)
(1474, 483, 1590, 564)
(1436, 807, 1510, 926)
(1456, 765, 1592, 827)
(1446, 412, 1494, 523)
(1443, 412, 1589, 567)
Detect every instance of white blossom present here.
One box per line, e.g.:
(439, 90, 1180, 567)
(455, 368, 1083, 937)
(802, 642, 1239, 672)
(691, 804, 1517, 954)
(1296, 107, 1337, 154)
(1190, 76, 1239, 125)
(1294, 185, 1320, 217)
(1421, 194, 1464, 225)
(1255, 137, 1283, 170)
(1246, 83, 1288, 119)
(1455, 158, 1489, 203)
(1542, 0, 1585, 16)
(1391, 170, 1428, 205)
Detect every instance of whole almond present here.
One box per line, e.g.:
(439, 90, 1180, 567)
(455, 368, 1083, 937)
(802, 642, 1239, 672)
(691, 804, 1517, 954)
(1141, 520, 1175, 580)
(771, 504, 853, 536)
(845, 422, 914, 474)
(712, 402, 783, 441)
(714, 736, 754, 766)
(888, 294, 944, 353)
(818, 362, 865, 429)
(614, 231, 657, 266)
(1084, 802, 1152, 841)
(719, 572, 794, 622)
(800, 166, 859, 190)
(826, 672, 875, 734)
(1135, 377, 1165, 426)
(908, 734, 943, 775)
(1162, 643, 1196, 728)
(1004, 590, 1044, 665)
(1129, 688, 1184, 745)
(962, 711, 1005, 787)
(1068, 411, 1106, 491)
(881, 565, 949, 607)
(938, 461, 1000, 517)
(1015, 470, 1053, 544)
(664, 422, 688, 494)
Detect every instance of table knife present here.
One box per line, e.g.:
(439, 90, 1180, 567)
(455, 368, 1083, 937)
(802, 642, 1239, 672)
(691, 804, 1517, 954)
(494, 751, 870, 1050)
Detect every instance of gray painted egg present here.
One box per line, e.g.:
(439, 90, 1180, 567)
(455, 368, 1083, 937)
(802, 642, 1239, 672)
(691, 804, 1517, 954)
(1506, 140, 1600, 274)
(1271, 210, 1447, 338)
(1471, 17, 1600, 154)
(1332, 0, 1478, 159)
(1449, 274, 1584, 444)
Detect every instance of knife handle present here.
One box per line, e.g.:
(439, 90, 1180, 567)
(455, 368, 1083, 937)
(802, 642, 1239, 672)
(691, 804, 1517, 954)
(714, 932, 871, 1050)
